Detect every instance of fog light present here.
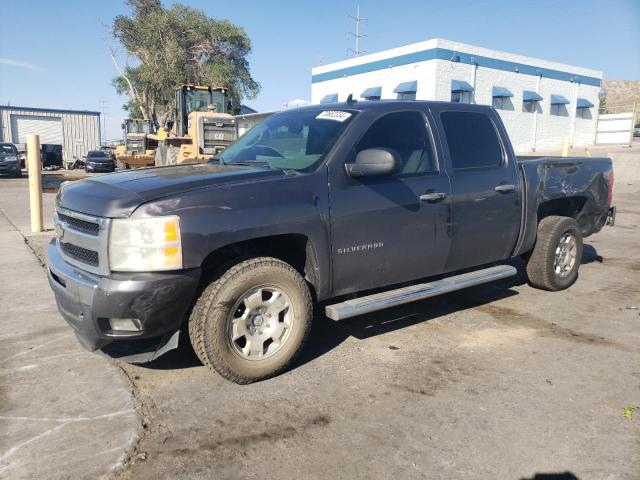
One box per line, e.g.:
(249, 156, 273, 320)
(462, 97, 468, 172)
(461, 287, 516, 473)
(109, 318, 142, 332)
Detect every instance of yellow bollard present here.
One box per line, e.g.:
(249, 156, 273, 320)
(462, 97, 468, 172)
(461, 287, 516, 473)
(561, 136, 570, 157)
(27, 134, 43, 233)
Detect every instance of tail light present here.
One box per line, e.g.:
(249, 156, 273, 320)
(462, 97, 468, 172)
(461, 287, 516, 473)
(607, 171, 614, 206)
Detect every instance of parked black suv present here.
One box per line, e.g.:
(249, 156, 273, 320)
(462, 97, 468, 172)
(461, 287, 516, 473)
(0, 143, 22, 177)
(84, 150, 116, 173)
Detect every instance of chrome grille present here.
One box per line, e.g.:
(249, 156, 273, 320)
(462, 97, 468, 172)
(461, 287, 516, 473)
(60, 242, 99, 266)
(57, 212, 99, 236)
(54, 207, 111, 275)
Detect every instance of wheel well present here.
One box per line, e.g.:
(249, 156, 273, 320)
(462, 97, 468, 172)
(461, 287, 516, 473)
(537, 196, 587, 222)
(200, 234, 319, 292)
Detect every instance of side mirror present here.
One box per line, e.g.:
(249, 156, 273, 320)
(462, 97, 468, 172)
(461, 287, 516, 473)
(345, 148, 401, 177)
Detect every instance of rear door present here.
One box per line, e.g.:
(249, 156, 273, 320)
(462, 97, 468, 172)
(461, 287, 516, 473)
(328, 107, 452, 296)
(431, 106, 521, 272)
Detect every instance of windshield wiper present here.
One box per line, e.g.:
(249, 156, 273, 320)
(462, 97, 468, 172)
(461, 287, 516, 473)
(229, 160, 275, 169)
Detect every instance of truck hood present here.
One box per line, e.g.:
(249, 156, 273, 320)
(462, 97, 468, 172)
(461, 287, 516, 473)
(57, 163, 284, 218)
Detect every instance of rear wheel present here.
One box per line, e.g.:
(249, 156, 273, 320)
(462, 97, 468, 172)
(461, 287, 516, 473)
(526, 215, 583, 291)
(188, 257, 313, 384)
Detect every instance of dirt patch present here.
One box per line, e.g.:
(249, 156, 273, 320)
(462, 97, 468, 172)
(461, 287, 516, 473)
(389, 355, 476, 397)
(599, 258, 640, 272)
(458, 327, 538, 349)
(475, 303, 625, 349)
(163, 414, 331, 458)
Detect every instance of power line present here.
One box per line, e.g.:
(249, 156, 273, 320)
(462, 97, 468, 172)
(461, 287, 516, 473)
(347, 3, 367, 57)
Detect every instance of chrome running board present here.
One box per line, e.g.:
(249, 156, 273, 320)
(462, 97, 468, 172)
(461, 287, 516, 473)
(325, 265, 517, 321)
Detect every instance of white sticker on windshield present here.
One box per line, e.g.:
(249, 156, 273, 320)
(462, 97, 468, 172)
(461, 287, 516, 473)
(316, 111, 352, 122)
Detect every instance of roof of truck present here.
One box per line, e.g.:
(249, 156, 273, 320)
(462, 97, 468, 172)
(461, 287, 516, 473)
(293, 99, 495, 113)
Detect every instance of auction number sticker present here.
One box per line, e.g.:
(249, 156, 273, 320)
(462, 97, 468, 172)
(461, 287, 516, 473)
(316, 111, 352, 122)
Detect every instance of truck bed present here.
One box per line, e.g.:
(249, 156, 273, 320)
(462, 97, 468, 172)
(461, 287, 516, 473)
(514, 155, 613, 256)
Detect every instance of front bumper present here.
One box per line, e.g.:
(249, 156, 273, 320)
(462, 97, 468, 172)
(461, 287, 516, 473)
(47, 239, 201, 362)
(0, 162, 20, 174)
(85, 162, 115, 172)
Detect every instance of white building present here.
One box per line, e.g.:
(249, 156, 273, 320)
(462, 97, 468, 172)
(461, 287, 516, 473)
(311, 38, 602, 152)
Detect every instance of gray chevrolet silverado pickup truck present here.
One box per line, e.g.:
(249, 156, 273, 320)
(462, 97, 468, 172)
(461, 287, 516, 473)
(47, 100, 615, 383)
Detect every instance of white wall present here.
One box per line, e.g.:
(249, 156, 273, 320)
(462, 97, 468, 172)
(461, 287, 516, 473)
(311, 61, 438, 104)
(311, 38, 602, 153)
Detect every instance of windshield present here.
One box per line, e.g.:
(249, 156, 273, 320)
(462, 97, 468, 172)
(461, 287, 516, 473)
(126, 120, 151, 134)
(185, 89, 213, 114)
(87, 151, 108, 158)
(0, 144, 17, 154)
(221, 109, 356, 172)
(211, 90, 226, 113)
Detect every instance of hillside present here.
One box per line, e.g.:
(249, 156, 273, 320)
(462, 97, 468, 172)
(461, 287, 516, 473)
(602, 80, 640, 115)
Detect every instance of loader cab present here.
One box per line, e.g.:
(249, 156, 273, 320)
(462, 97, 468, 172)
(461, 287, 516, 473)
(174, 85, 228, 137)
(123, 119, 153, 155)
(124, 119, 152, 135)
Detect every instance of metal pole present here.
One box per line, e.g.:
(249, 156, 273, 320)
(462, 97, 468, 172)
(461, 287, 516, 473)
(27, 134, 43, 233)
(561, 136, 570, 157)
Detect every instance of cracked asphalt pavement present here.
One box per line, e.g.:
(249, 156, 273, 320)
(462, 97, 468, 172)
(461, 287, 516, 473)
(1, 175, 639, 479)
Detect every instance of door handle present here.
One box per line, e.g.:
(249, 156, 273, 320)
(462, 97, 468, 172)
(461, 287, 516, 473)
(494, 183, 516, 193)
(420, 191, 448, 202)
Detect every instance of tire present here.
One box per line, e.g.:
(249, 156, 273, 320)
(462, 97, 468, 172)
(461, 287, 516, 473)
(526, 215, 583, 291)
(188, 257, 313, 384)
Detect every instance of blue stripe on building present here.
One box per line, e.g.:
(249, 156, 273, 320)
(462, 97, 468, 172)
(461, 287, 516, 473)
(311, 48, 601, 87)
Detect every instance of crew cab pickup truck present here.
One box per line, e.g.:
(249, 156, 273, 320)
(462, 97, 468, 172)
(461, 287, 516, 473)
(47, 101, 615, 383)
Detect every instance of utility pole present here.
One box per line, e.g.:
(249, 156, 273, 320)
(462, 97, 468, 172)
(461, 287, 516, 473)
(348, 3, 367, 57)
(99, 100, 107, 145)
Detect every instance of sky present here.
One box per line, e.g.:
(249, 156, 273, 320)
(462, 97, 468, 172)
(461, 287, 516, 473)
(1, 0, 638, 141)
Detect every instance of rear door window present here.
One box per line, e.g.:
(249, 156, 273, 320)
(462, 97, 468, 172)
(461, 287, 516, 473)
(440, 111, 503, 170)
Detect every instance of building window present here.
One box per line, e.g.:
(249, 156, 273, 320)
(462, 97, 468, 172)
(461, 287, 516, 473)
(576, 98, 594, 119)
(451, 80, 474, 104)
(550, 95, 570, 116)
(361, 86, 382, 101)
(492, 97, 507, 109)
(523, 90, 543, 113)
(491, 86, 513, 110)
(394, 81, 417, 101)
(397, 92, 416, 101)
(451, 91, 472, 104)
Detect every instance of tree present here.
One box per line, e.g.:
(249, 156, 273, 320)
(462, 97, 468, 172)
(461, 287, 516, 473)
(598, 89, 608, 114)
(111, 0, 260, 129)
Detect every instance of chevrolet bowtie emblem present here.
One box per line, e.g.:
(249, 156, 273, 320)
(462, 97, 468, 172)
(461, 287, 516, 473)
(55, 223, 65, 240)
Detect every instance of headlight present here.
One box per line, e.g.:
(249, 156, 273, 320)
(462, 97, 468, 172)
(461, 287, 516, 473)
(4, 155, 18, 162)
(109, 216, 182, 271)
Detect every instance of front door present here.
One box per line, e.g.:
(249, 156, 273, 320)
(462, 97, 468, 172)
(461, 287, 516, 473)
(328, 109, 452, 296)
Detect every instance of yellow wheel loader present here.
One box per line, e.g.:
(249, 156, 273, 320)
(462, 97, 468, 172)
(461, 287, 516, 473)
(115, 119, 157, 169)
(153, 85, 237, 166)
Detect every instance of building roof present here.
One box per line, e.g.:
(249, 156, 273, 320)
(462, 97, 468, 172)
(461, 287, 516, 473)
(312, 38, 603, 87)
(0, 105, 100, 116)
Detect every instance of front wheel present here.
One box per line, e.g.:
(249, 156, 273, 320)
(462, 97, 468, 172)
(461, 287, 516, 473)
(188, 257, 313, 384)
(526, 215, 583, 291)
